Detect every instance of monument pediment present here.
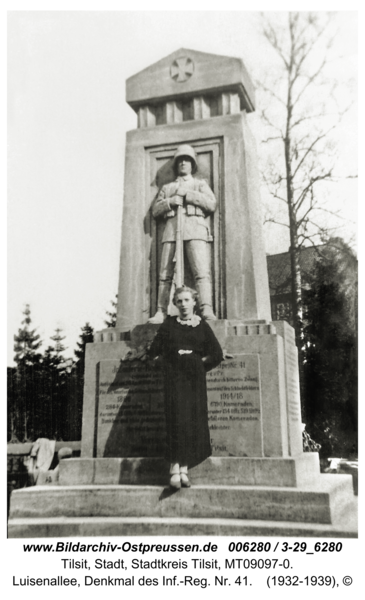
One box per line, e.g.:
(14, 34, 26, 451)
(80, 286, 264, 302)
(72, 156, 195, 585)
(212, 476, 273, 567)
(126, 48, 255, 112)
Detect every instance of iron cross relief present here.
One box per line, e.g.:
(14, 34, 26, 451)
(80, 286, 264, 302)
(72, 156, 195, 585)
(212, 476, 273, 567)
(170, 57, 194, 83)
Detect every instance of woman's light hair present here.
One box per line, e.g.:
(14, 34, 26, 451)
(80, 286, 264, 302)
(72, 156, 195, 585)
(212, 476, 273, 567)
(173, 285, 198, 306)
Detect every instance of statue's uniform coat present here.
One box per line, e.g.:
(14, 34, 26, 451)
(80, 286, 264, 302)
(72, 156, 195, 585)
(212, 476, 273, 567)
(148, 316, 223, 468)
(152, 174, 216, 242)
(152, 174, 217, 314)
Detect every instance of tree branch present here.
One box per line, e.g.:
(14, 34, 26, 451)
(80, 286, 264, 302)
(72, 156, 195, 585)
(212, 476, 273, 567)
(292, 128, 336, 179)
(262, 18, 290, 69)
(261, 109, 284, 134)
(295, 171, 333, 213)
(264, 217, 290, 228)
(261, 136, 283, 144)
(260, 83, 287, 107)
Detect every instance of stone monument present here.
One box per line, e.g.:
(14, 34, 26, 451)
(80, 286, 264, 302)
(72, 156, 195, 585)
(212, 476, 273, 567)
(80, 47, 299, 462)
(8, 49, 356, 538)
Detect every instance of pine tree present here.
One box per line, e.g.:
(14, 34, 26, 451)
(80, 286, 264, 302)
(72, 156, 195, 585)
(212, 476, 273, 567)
(50, 328, 67, 358)
(36, 340, 74, 442)
(104, 295, 118, 328)
(7, 367, 19, 443)
(302, 238, 357, 458)
(13, 304, 42, 365)
(75, 323, 94, 361)
(11, 305, 43, 441)
(72, 323, 94, 440)
(43, 328, 75, 440)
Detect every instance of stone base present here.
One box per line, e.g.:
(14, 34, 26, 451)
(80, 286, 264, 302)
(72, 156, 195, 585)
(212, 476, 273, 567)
(58, 455, 320, 487)
(8, 509, 358, 539)
(7, 476, 353, 524)
(8, 455, 357, 538)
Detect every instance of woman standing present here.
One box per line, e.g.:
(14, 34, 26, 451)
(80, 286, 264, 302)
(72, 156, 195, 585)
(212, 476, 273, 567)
(148, 286, 223, 489)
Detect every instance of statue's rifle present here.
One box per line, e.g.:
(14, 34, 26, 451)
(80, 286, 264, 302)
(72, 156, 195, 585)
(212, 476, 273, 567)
(175, 201, 184, 287)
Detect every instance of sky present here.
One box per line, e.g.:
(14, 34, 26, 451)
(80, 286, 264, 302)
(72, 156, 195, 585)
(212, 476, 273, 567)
(7, 10, 358, 366)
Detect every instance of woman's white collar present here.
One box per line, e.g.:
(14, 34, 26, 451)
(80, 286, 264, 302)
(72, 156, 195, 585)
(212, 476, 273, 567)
(176, 315, 201, 328)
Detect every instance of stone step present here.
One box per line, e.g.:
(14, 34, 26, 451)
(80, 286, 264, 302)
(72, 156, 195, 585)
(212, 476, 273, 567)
(59, 455, 320, 487)
(8, 495, 358, 539)
(9, 474, 352, 525)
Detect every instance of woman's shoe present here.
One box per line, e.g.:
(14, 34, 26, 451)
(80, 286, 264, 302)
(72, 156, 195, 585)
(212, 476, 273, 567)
(180, 473, 191, 488)
(169, 474, 181, 489)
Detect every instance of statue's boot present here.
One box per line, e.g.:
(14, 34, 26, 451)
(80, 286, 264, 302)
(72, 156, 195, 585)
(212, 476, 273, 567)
(148, 282, 170, 324)
(196, 279, 217, 320)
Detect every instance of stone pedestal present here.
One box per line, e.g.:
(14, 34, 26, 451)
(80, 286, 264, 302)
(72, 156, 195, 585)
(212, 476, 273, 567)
(80, 319, 302, 460)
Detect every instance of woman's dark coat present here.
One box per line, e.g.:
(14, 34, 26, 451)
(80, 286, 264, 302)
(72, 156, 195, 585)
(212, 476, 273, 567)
(148, 316, 223, 468)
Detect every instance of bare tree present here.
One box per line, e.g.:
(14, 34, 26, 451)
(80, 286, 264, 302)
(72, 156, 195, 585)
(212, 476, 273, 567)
(258, 12, 355, 353)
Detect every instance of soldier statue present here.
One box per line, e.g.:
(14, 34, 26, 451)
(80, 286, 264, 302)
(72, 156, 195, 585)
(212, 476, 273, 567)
(148, 144, 217, 323)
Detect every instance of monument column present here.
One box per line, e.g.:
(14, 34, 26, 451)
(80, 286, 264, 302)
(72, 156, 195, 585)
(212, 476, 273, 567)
(80, 48, 304, 462)
(116, 48, 271, 329)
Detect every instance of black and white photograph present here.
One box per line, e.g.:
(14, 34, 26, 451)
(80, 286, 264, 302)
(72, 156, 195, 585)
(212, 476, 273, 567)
(6, 6, 360, 597)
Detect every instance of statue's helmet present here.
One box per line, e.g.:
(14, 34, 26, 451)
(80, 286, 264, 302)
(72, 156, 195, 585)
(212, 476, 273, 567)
(173, 144, 197, 174)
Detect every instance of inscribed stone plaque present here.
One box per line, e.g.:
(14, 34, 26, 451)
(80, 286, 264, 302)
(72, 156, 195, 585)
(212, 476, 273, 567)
(96, 360, 166, 457)
(274, 322, 303, 456)
(207, 354, 263, 457)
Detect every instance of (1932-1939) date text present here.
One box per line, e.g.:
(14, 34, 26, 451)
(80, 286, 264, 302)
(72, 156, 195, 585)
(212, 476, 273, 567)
(266, 575, 341, 588)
